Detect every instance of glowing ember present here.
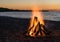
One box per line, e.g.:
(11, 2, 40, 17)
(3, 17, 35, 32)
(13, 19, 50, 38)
(26, 5, 48, 37)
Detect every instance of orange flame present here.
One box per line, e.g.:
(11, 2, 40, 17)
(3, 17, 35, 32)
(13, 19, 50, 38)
(28, 5, 45, 37)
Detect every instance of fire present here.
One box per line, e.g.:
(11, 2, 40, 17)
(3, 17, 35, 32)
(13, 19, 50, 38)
(27, 5, 46, 37)
(30, 5, 44, 27)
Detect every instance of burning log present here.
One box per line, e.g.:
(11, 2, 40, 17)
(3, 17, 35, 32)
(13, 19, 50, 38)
(25, 17, 50, 37)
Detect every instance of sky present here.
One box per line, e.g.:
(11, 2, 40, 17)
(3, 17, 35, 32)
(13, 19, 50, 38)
(0, 0, 60, 10)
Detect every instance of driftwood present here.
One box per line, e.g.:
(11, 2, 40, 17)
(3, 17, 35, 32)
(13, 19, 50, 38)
(26, 17, 50, 37)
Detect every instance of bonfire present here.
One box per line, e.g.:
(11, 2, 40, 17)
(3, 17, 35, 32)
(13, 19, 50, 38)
(25, 5, 49, 37)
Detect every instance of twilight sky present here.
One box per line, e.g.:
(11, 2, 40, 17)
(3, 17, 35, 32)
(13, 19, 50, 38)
(0, 0, 60, 10)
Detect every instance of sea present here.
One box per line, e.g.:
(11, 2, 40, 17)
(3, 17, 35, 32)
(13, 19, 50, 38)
(0, 11, 60, 21)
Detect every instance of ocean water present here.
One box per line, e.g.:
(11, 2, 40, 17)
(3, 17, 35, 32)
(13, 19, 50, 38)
(0, 12, 60, 21)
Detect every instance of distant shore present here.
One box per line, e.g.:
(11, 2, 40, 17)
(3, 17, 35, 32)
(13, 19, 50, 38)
(0, 7, 49, 12)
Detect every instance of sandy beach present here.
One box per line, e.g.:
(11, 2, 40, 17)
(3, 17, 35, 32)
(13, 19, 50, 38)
(0, 16, 60, 42)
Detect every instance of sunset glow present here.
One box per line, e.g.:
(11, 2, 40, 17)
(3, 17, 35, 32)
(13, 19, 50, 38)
(0, 0, 60, 10)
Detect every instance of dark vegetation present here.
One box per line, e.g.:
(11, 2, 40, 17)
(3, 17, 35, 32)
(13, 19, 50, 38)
(0, 7, 49, 12)
(0, 16, 60, 42)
